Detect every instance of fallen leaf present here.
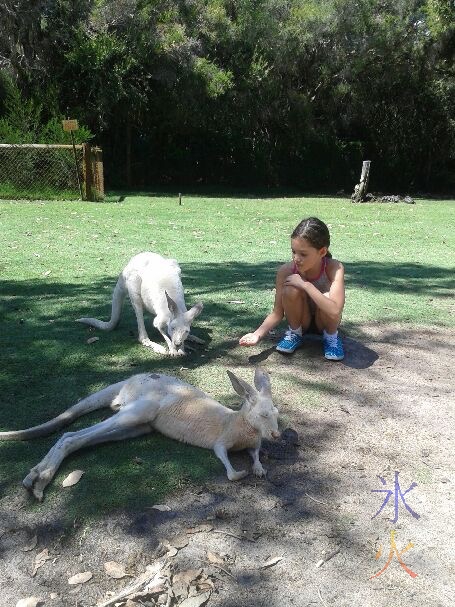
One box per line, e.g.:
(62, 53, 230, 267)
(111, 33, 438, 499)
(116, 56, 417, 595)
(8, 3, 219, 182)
(31, 548, 51, 576)
(150, 504, 171, 512)
(62, 470, 84, 487)
(68, 571, 93, 585)
(185, 524, 213, 534)
(261, 555, 283, 569)
(43, 270, 51, 276)
(197, 579, 215, 592)
(179, 590, 211, 607)
(227, 300, 244, 304)
(21, 533, 38, 552)
(16, 598, 42, 607)
(86, 336, 99, 344)
(168, 534, 189, 549)
(206, 550, 224, 565)
(173, 569, 202, 586)
(104, 561, 127, 579)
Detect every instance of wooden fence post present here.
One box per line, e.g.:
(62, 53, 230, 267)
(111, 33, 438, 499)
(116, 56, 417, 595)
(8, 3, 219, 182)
(93, 147, 104, 199)
(83, 143, 94, 201)
(83, 144, 104, 201)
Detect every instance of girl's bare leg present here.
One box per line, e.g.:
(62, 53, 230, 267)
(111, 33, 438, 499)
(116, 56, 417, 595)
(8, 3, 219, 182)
(282, 285, 312, 331)
(314, 292, 342, 333)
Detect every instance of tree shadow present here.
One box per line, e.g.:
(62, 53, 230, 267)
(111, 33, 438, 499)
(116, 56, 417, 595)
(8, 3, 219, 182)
(344, 260, 454, 298)
(247, 334, 379, 369)
(0, 255, 451, 519)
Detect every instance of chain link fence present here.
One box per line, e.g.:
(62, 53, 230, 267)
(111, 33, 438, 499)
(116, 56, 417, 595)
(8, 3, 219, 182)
(0, 143, 104, 200)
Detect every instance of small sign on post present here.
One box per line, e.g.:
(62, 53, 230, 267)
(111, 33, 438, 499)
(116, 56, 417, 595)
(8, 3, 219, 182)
(62, 119, 79, 132)
(62, 118, 83, 199)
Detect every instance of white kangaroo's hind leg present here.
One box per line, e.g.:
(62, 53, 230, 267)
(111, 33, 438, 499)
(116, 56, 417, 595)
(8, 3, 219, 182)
(249, 447, 266, 477)
(23, 400, 156, 501)
(214, 443, 248, 481)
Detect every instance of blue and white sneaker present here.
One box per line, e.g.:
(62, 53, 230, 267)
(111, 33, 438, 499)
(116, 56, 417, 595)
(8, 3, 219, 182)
(323, 333, 345, 361)
(276, 330, 304, 354)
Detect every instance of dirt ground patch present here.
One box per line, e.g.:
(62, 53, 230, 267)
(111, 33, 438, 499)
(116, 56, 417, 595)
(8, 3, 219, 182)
(1, 323, 453, 607)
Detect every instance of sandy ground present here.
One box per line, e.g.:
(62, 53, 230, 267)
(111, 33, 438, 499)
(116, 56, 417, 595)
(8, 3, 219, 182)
(1, 323, 454, 607)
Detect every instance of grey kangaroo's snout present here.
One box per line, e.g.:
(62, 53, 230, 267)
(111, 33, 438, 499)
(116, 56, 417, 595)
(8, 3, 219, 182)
(271, 430, 281, 439)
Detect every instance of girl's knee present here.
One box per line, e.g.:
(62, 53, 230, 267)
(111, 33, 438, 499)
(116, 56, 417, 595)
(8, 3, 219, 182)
(282, 285, 307, 301)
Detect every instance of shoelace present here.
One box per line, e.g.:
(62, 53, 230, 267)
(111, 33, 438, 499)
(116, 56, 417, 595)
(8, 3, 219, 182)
(325, 333, 339, 347)
(283, 330, 299, 342)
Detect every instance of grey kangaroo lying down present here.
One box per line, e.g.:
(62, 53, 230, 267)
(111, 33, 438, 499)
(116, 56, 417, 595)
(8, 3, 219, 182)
(77, 252, 204, 356)
(0, 368, 279, 501)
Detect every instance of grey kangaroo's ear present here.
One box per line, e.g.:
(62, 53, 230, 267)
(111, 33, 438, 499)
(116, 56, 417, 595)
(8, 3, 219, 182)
(254, 367, 271, 395)
(185, 301, 203, 322)
(227, 370, 256, 402)
(165, 291, 179, 316)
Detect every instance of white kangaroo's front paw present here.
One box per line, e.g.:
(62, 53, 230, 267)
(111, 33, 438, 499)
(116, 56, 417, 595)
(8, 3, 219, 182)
(252, 463, 267, 477)
(169, 347, 186, 357)
(227, 469, 248, 481)
(140, 339, 167, 354)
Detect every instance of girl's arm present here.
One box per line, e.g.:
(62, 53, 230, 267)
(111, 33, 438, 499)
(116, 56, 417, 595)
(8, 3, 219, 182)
(284, 261, 345, 320)
(239, 265, 290, 346)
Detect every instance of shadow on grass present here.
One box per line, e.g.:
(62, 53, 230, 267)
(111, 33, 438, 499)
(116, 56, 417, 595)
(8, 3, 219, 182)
(104, 186, 343, 201)
(344, 261, 455, 297)
(0, 256, 452, 520)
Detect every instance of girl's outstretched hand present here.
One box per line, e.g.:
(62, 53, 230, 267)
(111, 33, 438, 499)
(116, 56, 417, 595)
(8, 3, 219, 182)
(239, 333, 260, 346)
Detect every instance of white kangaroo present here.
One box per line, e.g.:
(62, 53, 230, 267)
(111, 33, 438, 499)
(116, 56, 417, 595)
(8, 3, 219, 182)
(0, 368, 280, 501)
(76, 252, 203, 356)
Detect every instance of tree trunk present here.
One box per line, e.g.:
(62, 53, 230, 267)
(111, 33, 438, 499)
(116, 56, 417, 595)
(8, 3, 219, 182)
(351, 160, 371, 202)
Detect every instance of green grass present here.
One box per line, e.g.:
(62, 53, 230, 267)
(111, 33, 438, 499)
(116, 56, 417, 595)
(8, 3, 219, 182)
(0, 194, 453, 519)
(0, 182, 81, 200)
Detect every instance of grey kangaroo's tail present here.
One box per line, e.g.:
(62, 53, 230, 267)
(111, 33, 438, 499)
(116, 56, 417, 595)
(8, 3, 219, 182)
(0, 380, 128, 441)
(76, 276, 126, 331)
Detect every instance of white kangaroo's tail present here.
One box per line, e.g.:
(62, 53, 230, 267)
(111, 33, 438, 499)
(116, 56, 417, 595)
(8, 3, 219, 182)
(76, 276, 126, 331)
(0, 380, 128, 441)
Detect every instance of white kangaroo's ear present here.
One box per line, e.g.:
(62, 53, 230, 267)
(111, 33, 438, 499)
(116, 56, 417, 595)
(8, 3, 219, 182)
(185, 301, 203, 322)
(165, 291, 179, 316)
(254, 367, 271, 395)
(227, 370, 256, 402)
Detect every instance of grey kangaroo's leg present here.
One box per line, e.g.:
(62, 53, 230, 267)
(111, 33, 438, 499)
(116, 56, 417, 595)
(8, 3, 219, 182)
(214, 443, 248, 481)
(249, 447, 266, 477)
(23, 400, 157, 501)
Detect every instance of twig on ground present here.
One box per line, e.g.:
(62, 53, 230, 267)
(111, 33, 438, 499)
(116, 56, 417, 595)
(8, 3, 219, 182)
(315, 548, 340, 568)
(305, 493, 328, 506)
(95, 560, 167, 607)
(212, 529, 256, 543)
(317, 585, 330, 607)
(196, 558, 235, 579)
